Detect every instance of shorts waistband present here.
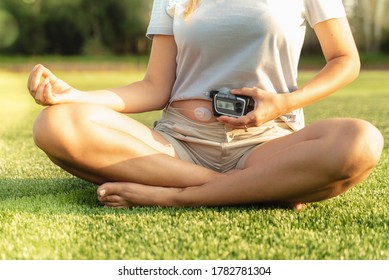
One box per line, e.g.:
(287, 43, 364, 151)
(157, 106, 291, 144)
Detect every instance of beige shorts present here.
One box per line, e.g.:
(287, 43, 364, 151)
(154, 107, 294, 173)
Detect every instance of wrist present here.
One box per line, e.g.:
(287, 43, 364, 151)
(279, 88, 306, 114)
(64, 88, 83, 104)
(276, 92, 294, 116)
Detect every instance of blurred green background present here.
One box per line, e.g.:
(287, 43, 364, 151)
(0, 0, 388, 56)
(0, 0, 151, 56)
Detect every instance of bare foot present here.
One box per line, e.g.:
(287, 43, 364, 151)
(97, 182, 307, 210)
(97, 182, 179, 208)
(274, 201, 306, 211)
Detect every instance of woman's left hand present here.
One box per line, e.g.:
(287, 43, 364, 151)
(216, 87, 287, 128)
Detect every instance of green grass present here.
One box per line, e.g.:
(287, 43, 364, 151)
(0, 67, 388, 260)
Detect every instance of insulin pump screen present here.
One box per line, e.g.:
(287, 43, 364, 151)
(217, 100, 235, 111)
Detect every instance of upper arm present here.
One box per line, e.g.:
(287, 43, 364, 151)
(143, 35, 177, 104)
(314, 17, 360, 66)
(108, 35, 177, 113)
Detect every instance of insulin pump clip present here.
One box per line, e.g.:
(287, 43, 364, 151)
(210, 88, 255, 118)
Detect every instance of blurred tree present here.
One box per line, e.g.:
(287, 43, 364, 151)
(0, 0, 46, 54)
(0, 10, 19, 49)
(0, 0, 387, 55)
(43, 12, 84, 55)
(80, 0, 151, 54)
(349, 0, 389, 52)
(0, 0, 152, 55)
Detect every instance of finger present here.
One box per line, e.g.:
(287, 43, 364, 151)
(27, 64, 39, 92)
(28, 65, 58, 96)
(34, 78, 50, 105)
(217, 115, 250, 127)
(28, 64, 45, 96)
(233, 88, 268, 101)
(43, 79, 54, 104)
(33, 79, 46, 104)
(230, 87, 257, 97)
(41, 66, 58, 82)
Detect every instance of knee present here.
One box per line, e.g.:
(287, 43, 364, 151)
(333, 119, 383, 179)
(33, 104, 83, 156)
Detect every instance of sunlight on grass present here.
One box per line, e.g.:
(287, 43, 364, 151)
(0, 69, 388, 260)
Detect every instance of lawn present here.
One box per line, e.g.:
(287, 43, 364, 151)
(0, 64, 388, 260)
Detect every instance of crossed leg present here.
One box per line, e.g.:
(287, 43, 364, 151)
(33, 103, 224, 187)
(33, 104, 384, 208)
(96, 118, 384, 207)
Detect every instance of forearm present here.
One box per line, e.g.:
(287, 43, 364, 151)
(283, 54, 360, 113)
(28, 36, 176, 113)
(76, 79, 170, 113)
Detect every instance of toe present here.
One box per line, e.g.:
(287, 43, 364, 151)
(292, 203, 306, 211)
(97, 182, 116, 199)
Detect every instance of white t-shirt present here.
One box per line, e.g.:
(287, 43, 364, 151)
(147, 0, 346, 130)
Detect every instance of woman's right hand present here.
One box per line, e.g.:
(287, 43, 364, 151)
(27, 64, 80, 106)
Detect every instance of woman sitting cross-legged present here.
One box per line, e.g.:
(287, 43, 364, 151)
(27, 0, 384, 208)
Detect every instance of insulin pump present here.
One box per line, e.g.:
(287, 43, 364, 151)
(210, 88, 255, 118)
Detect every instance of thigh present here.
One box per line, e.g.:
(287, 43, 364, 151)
(36, 103, 178, 158)
(84, 105, 178, 157)
(36, 104, 225, 185)
(241, 118, 344, 168)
